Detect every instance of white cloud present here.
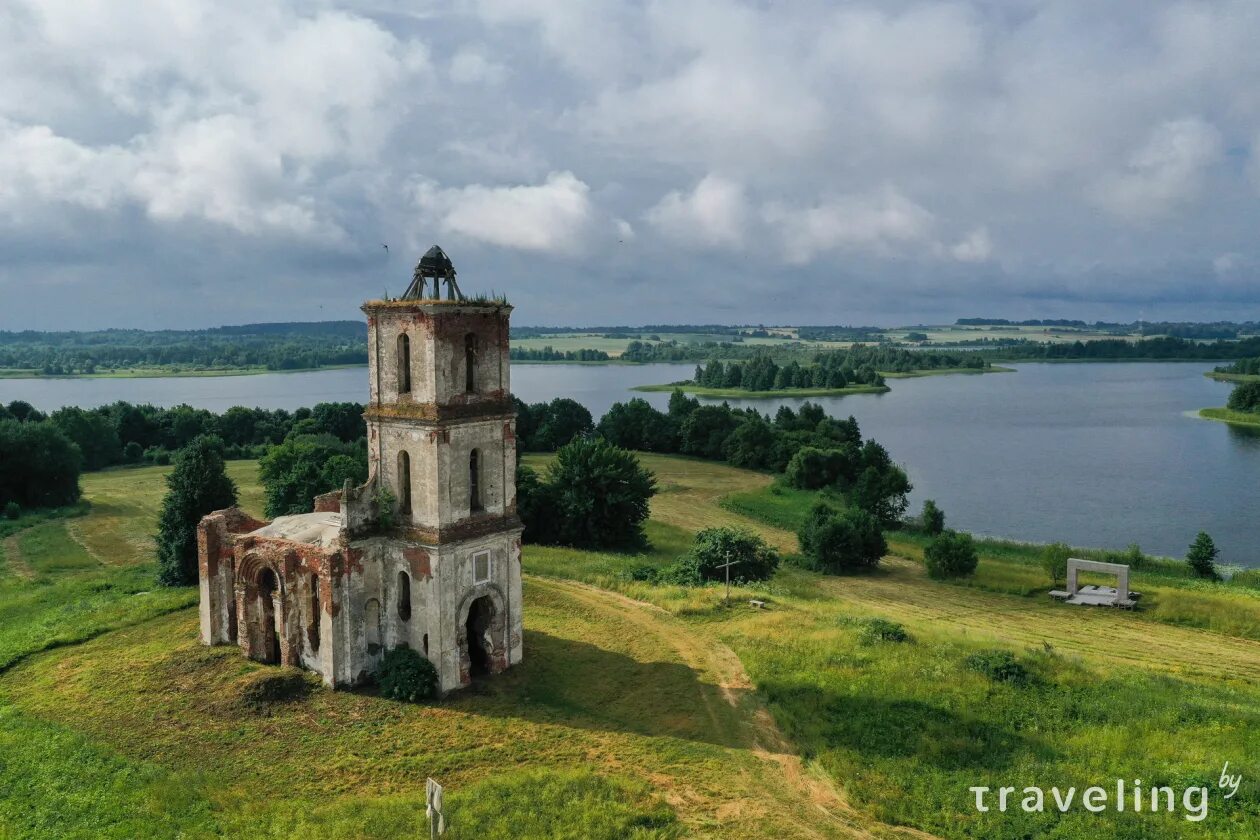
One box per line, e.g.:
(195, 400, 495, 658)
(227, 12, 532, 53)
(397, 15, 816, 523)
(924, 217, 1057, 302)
(645, 175, 748, 248)
(0, 1, 429, 239)
(449, 47, 508, 85)
(6, 0, 1260, 327)
(415, 171, 596, 254)
(762, 187, 936, 264)
(951, 227, 993, 263)
(0, 121, 132, 213)
(1090, 118, 1223, 222)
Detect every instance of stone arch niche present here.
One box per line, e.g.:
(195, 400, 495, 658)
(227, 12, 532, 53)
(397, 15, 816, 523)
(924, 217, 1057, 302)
(397, 450, 412, 515)
(397, 332, 411, 394)
(236, 555, 285, 665)
(455, 583, 508, 685)
(464, 332, 477, 393)
(468, 448, 482, 512)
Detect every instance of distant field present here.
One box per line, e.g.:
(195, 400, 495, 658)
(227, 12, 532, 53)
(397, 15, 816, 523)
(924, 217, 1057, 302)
(513, 331, 804, 359)
(513, 334, 647, 357)
(882, 325, 1135, 345)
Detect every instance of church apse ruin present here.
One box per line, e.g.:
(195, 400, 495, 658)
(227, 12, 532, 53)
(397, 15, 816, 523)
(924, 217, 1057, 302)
(196, 247, 523, 692)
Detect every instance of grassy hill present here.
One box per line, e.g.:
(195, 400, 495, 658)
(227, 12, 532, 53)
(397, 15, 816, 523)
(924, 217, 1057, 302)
(1, 457, 1258, 837)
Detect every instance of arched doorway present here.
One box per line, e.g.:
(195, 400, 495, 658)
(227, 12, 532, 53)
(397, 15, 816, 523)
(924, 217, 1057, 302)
(465, 595, 494, 677)
(257, 567, 281, 664)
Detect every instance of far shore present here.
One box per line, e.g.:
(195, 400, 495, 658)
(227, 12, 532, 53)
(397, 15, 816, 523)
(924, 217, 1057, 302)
(633, 382, 891, 398)
(0, 363, 367, 381)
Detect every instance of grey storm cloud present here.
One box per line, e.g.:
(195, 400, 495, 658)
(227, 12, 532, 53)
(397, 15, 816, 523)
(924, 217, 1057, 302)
(1, 0, 1259, 328)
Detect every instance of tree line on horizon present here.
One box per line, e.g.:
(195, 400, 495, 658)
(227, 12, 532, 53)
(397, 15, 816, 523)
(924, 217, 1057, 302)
(689, 346, 986, 392)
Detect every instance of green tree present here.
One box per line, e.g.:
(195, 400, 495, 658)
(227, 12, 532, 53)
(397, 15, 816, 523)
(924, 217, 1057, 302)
(923, 530, 979, 579)
(259, 434, 368, 518)
(798, 503, 886, 573)
(596, 398, 678, 452)
(542, 437, 657, 549)
(665, 526, 780, 585)
(516, 464, 560, 545)
(784, 447, 835, 489)
(1186, 531, 1220, 580)
(50, 407, 121, 471)
(921, 499, 945, 535)
(311, 402, 367, 442)
(1227, 381, 1260, 413)
(722, 417, 776, 469)
(850, 463, 912, 528)
(156, 436, 238, 586)
(1041, 541, 1071, 586)
(680, 405, 741, 459)
(0, 419, 81, 509)
(534, 398, 594, 450)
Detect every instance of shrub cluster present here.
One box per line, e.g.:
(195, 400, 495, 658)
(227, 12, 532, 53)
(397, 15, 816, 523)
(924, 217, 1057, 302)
(377, 645, 440, 702)
(797, 503, 887, 573)
(860, 618, 909, 644)
(659, 526, 780, 586)
(923, 530, 979, 579)
(1227, 381, 1260, 413)
(964, 650, 1030, 685)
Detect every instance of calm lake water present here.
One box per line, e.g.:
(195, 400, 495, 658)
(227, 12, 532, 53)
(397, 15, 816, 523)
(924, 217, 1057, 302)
(5, 361, 1257, 567)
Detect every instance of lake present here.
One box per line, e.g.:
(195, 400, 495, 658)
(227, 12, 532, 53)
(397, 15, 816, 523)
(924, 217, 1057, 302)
(4, 361, 1257, 567)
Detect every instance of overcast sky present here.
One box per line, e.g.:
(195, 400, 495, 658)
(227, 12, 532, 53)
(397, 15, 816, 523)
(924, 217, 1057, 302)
(2, 1, 1259, 329)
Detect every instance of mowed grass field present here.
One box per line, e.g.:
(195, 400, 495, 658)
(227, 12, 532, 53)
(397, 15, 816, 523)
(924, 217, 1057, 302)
(0, 461, 910, 840)
(2, 455, 1259, 838)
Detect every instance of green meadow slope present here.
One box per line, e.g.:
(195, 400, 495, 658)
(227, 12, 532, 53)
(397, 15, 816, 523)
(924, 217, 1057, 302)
(0, 457, 1257, 838)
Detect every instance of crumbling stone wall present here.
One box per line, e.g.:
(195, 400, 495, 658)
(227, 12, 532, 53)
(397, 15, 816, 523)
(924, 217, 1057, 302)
(200, 294, 523, 694)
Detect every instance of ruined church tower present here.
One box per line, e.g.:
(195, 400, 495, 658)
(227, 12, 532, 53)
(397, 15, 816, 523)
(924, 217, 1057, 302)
(361, 247, 524, 687)
(197, 247, 522, 693)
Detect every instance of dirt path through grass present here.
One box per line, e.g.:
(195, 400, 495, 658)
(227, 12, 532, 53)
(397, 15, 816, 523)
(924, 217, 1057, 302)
(533, 577, 935, 840)
(1, 534, 35, 580)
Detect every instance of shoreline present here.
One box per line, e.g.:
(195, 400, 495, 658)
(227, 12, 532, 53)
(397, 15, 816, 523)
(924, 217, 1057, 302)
(1198, 407, 1260, 428)
(632, 382, 891, 398)
(0, 363, 368, 381)
(1205, 371, 1260, 383)
(880, 364, 1014, 379)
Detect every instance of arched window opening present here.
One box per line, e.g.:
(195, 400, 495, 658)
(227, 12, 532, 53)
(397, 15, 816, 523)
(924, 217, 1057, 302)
(310, 574, 321, 653)
(464, 333, 477, 393)
(469, 449, 482, 512)
(258, 568, 281, 664)
(365, 599, 382, 654)
(397, 570, 412, 622)
(422, 633, 429, 655)
(397, 333, 411, 394)
(397, 450, 412, 515)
